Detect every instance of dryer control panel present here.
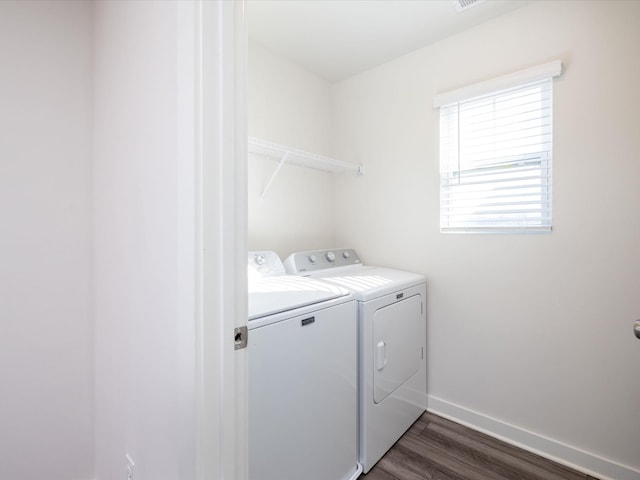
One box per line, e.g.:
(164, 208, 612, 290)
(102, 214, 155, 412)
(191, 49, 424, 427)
(284, 248, 361, 273)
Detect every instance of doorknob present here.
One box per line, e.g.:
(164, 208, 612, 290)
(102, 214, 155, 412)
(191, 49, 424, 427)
(634, 320, 640, 340)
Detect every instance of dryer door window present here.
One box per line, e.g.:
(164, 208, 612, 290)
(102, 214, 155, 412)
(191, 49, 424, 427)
(372, 294, 423, 404)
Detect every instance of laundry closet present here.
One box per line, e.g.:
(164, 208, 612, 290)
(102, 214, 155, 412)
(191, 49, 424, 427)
(2, 1, 638, 479)
(244, 2, 640, 480)
(246, 26, 429, 478)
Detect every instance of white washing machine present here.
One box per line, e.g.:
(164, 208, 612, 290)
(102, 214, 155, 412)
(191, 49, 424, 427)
(284, 248, 427, 473)
(247, 251, 361, 480)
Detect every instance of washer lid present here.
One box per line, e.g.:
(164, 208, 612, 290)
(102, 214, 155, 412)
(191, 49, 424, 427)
(248, 276, 350, 320)
(313, 266, 425, 301)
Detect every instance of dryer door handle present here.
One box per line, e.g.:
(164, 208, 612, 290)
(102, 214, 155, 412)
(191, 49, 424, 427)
(376, 341, 387, 371)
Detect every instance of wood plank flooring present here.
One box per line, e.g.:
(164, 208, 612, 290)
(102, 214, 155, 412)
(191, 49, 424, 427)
(359, 412, 598, 480)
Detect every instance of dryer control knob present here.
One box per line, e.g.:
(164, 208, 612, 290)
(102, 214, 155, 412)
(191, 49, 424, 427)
(308, 254, 317, 264)
(326, 251, 336, 262)
(343, 251, 350, 259)
(255, 254, 266, 266)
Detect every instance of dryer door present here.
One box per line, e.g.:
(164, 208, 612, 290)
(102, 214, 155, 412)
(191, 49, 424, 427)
(373, 294, 423, 404)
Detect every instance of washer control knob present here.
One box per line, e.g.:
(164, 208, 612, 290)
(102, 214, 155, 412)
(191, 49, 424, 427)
(308, 254, 317, 264)
(343, 251, 350, 259)
(326, 251, 336, 262)
(255, 255, 266, 266)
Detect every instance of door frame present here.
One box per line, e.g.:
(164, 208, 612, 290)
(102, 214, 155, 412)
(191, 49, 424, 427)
(185, 1, 248, 478)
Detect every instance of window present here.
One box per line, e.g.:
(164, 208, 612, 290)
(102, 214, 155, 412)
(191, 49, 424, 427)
(435, 62, 561, 234)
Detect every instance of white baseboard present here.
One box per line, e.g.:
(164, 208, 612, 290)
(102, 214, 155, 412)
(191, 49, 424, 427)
(427, 395, 640, 480)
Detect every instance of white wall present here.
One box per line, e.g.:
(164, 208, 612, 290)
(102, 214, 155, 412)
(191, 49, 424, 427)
(93, 2, 194, 479)
(0, 2, 94, 479)
(248, 41, 336, 258)
(331, 1, 640, 478)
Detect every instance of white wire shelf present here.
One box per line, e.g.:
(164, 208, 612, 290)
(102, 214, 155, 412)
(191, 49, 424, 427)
(248, 137, 363, 175)
(248, 137, 363, 200)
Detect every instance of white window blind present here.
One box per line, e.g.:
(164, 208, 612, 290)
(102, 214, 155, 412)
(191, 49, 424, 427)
(439, 76, 555, 234)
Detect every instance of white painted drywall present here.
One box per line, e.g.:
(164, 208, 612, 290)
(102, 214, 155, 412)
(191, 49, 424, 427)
(248, 41, 336, 259)
(93, 2, 195, 479)
(0, 2, 94, 479)
(331, 0, 640, 476)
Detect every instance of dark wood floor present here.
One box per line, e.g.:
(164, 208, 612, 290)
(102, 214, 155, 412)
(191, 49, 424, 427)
(359, 412, 598, 480)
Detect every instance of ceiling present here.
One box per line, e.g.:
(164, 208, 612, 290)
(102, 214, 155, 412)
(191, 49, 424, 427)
(247, 0, 528, 82)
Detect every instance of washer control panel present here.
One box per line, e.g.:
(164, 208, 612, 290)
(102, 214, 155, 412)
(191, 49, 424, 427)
(248, 251, 285, 277)
(284, 248, 361, 273)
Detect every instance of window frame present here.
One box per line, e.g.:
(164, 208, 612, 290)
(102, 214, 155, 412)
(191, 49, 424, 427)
(435, 62, 562, 234)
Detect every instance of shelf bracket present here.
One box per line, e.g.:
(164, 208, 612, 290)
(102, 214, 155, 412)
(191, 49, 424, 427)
(260, 151, 290, 201)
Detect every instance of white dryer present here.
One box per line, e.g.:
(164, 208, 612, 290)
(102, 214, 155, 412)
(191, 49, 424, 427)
(284, 249, 427, 473)
(247, 251, 361, 480)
